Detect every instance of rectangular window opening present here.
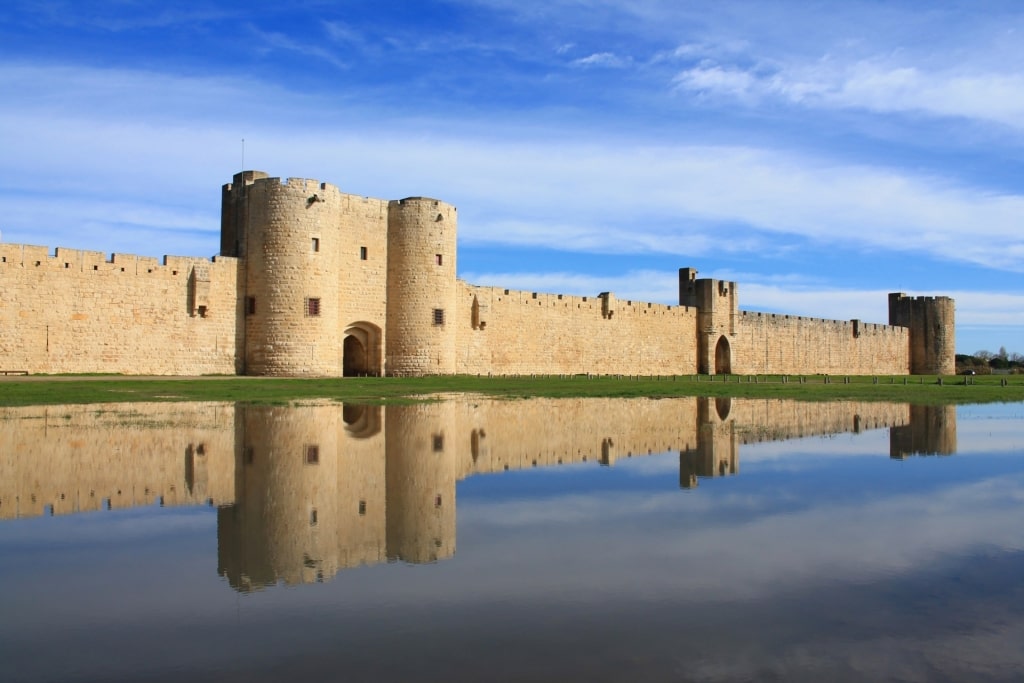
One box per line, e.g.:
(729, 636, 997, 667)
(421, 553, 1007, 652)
(305, 444, 320, 465)
(310, 508, 318, 526)
(358, 500, 367, 516)
(305, 297, 321, 317)
(246, 296, 256, 316)
(435, 253, 443, 266)
(311, 237, 320, 252)
(432, 433, 444, 452)
(432, 308, 445, 326)
(360, 246, 368, 260)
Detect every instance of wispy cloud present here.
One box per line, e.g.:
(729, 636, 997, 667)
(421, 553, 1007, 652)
(571, 52, 631, 68)
(674, 57, 1024, 131)
(247, 24, 350, 70)
(3, 62, 1023, 275)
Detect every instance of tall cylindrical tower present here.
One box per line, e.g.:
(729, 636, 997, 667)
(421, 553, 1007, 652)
(242, 176, 343, 376)
(889, 293, 956, 375)
(220, 170, 269, 257)
(385, 197, 458, 376)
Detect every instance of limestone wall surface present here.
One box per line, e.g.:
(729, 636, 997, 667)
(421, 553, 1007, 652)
(454, 282, 700, 376)
(731, 311, 910, 375)
(0, 244, 240, 375)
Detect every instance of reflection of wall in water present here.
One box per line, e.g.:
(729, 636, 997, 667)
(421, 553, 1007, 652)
(0, 398, 953, 591)
(889, 405, 957, 458)
(0, 403, 235, 520)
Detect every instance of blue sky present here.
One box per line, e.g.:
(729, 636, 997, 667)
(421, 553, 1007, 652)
(1, 0, 1022, 354)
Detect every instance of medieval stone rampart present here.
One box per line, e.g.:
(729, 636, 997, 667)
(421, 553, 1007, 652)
(889, 293, 956, 375)
(454, 282, 699, 375)
(0, 170, 955, 376)
(732, 311, 909, 375)
(0, 244, 240, 375)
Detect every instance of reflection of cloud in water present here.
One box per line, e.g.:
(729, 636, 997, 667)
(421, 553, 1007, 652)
(456, 474, 1024, 604)
(0, 506, 213, 545)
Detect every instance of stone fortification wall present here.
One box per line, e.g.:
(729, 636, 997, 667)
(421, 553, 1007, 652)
(2, 169, 954, 378)
(0, 402, 236, 520)
(386, 198, 458, 376)
(731, 311, 909, 375)
(224, 172, 390, 377)
(454, 282, 700, 375)
(0, 244, 240, 375)
(338, 194, 389, 375)
(889, 294, 956, 375)
(240, 177, 344, 376)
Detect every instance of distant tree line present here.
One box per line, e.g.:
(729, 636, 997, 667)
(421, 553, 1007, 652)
(956, 347, 1023, 374)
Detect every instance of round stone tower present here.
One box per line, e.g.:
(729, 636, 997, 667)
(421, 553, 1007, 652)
(242, 176, 343, 376)
(385, 197, 458, 376)
(888, 293, 956, 375)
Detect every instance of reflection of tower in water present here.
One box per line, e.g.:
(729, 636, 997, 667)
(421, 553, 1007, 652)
(216, 402, 456, 591)
(679, 398, 738, 488)
(217, 404, 388, 591)
(385, 404, 457, 564)
(889, 405, 957, 458)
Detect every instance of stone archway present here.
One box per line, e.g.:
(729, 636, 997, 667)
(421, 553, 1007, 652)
(343, 322, 382, 376)
(714, 335, 732, 375)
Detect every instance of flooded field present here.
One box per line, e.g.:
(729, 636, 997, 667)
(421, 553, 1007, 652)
(1, 397, 1022, 682)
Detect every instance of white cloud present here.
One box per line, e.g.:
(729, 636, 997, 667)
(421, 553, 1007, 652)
(1, 61, 1021, 345)
(673, 63, 757, 98)
(3, 62, 1022, 272)
(674, 57, 1024, 131)
(571, 52, 630, 68)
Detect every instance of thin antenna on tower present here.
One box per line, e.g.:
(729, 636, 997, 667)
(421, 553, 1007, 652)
(241, 138, 245, 171)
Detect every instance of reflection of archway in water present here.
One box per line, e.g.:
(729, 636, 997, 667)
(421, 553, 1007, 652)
(714, 336, 732, 375)
(343, 322, 382, 377)
(342, 404, 382, 439)
(715, 397, 732, 421)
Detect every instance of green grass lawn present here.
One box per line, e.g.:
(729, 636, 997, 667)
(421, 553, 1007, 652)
(1, 373, 1022, 406)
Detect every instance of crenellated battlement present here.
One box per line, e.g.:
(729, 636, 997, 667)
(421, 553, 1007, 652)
(0, 170, 955, 377)
(0, 242, 235, 275)
(739, 310, 907, 335)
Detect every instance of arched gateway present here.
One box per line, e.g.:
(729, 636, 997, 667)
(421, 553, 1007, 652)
(343, 322, 382, 376)
(714, 336, 732, 375)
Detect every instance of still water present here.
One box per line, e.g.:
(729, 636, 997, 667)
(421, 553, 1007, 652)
(1, 397, 1022, 682)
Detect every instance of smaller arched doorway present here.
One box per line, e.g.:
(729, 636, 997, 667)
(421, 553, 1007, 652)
(343, 322, 382, 376)
(714, 336, 732, 375)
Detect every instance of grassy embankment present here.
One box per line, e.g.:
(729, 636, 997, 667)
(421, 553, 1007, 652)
(1, 374, 1022, 407)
